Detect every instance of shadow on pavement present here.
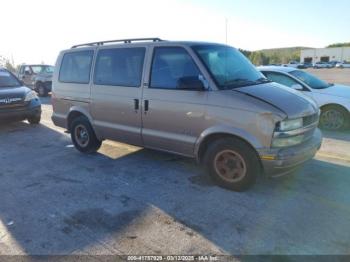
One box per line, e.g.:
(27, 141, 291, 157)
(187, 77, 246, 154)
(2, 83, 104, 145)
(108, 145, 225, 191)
(321, 130, 350, 142)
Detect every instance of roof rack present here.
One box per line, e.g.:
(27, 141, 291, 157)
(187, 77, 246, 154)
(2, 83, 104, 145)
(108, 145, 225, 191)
(71, 38, 163, 48)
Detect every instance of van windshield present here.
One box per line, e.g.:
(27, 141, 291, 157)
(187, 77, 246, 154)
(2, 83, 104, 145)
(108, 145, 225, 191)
(31, 65, 54, 74)
(192, 44, 267, 89)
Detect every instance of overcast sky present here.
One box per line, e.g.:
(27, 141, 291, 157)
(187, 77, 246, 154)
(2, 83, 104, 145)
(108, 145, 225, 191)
(1, 0, 349, 65)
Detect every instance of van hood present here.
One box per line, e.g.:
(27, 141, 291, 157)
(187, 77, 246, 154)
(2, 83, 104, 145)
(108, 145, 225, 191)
(313, 84, 350, 99)
(0, 86, 30, 100)
(235, 82, 318, 119)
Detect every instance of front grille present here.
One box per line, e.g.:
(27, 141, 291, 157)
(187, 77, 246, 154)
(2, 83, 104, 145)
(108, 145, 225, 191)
(0, 101, 28, 111)
(303, 113, 318, 127)
(301, 113, 319, 143)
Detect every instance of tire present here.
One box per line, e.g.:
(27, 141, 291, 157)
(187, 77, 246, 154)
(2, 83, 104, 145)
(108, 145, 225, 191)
(203, 137, 261, 192)
(28, 114, 41, 124)
(37, 83, 48, 97)
(70, 116, 102, 153)
(319, 105, 349, 131)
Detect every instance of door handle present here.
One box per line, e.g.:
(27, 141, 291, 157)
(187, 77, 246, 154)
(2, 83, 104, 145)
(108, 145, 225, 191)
(144, 100, 149, 112)
(134, 99, 139, 110)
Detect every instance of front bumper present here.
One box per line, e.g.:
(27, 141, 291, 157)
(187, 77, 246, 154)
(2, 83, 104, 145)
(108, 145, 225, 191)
(259, 128, 322, 177)
(0, 99, 41, 122)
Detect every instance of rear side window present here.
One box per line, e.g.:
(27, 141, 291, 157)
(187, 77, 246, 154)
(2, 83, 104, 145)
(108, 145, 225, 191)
(59, 50, 94, 84)
(263, 72, 299, 88)
(150, 47, 200, 89)
(94, 48, 145, 87)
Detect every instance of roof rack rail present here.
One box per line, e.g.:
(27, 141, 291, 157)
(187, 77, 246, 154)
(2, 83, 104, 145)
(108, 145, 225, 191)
(71, 38, 163, 48)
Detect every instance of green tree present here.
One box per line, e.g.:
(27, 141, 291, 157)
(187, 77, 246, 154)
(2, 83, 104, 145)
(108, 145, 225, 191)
(0, 55, 17, 73)
(327, 42, 350, 48)
(239, 48, 252, 58)
(249, 51, 269, 66)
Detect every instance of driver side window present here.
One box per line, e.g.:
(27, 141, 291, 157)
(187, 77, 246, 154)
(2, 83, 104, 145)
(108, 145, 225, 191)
(263, 72, 299, 88)
(150, 47, 200, 89)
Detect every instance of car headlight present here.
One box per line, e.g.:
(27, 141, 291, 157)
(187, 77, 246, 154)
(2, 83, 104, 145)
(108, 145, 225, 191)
(277, 118, 303, 131)
(24, 91, 38, 101)
(272, 135, 304, 147)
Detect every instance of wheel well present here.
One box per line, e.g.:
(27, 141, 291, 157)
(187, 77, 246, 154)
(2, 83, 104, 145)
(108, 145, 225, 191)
(67, 111, 86, 132)
(197, 133, 261, 166)
(320, 104, 349, 114)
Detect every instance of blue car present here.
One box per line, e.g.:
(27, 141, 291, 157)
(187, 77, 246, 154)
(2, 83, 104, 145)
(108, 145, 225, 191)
(0, 67, 41, 124)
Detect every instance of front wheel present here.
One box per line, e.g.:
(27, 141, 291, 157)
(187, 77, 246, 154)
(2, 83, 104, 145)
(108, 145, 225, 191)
(319, 105, 349, 131)
(203, 137, 261, 192)
(70, 116, 102, 153)
(28, 114, 41, 124)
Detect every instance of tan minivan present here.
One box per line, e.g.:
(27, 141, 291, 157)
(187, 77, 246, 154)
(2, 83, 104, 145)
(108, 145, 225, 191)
(52, 38, 322, 191)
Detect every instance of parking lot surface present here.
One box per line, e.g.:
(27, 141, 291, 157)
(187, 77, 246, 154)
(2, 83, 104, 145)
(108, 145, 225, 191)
(305, 68, 350, 86)
(1, 70, 350, 256)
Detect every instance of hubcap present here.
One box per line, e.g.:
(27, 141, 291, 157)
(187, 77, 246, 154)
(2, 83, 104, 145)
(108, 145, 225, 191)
(214, 150, 247, 183)
(74, 124, 89, 147)
(320, 109, 345, 130)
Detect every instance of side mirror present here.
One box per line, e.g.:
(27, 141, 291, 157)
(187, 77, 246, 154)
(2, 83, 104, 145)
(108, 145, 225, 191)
(25, 70, 31, 76)
(291, 84, 303, 90)
(177, 76, 205, 91)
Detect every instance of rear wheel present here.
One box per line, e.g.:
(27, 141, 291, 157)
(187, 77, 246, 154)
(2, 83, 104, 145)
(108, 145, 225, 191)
(203, 137, 261, 192)
(319, 105, 349, 131)
(70, 116, 102, 153)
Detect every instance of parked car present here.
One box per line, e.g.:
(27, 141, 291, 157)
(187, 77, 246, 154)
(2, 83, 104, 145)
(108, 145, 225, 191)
(52, 38, 321, 191)
(313, 61, 332, 69)
(0, 67, 41, 124)
(283, 61, 304, 69)
(335, 62, 350, 68)
(17, 64, 54, 97)
(301, 62, 313, 68)
(259, 66, 350, 131)
(329, 60, 341, 68)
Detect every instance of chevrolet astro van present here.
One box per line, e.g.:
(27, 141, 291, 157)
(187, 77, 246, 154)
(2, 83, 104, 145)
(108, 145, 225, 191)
(52, 38, 322, 191)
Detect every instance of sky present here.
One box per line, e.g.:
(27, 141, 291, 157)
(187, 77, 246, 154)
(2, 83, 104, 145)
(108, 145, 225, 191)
(1, 0, 349, 65)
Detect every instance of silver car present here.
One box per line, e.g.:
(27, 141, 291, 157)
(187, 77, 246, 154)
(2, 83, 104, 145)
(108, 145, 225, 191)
(52, 38, 322, 191)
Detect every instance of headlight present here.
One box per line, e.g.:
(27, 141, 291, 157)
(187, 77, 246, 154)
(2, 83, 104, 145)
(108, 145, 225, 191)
(24, 91, 38, 101)
(272, 135, 304, 147)
(277, 118, 303, 131)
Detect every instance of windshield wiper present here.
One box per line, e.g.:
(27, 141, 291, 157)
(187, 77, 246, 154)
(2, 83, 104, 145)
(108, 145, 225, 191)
(223, 78, 270, 89)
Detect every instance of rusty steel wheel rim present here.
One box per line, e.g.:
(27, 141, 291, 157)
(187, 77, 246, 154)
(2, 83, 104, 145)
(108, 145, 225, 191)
(74, 124, 90, 147)
(214, 150, 247, 183)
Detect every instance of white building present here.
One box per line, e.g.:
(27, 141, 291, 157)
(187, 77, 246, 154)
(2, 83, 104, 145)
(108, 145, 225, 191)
(300, 47, 350, 63)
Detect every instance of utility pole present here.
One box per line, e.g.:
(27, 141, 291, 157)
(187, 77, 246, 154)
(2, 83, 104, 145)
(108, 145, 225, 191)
(225, 18, 228, 44)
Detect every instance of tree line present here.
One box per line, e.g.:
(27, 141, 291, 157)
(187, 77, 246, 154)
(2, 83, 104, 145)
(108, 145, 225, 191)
(0, 55, 18, 73)
(239, 49, 300, 66)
